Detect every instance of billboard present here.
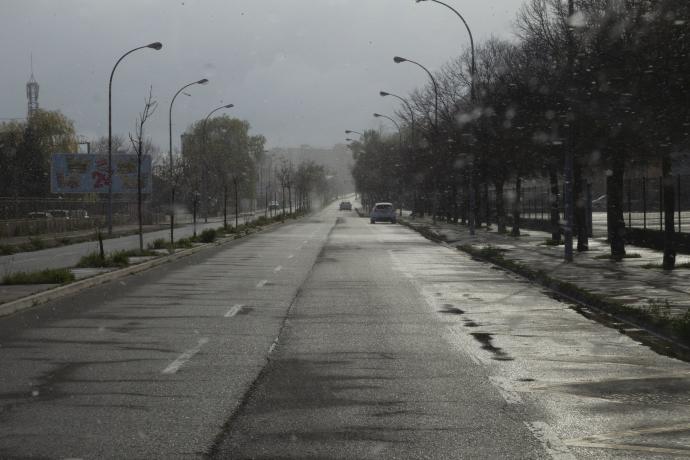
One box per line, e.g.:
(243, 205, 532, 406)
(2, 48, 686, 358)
(51, 153, 152, 194)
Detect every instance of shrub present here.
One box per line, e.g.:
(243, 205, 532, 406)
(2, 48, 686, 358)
(0, 245, 16, 255)
(76, 250, 129, 268)
(2, 268, 75, 285)
(199, 228, 217, 243)
(176, 237, 194, 249)
(147, 238, 168, 250)
(256, 216, 270, 226)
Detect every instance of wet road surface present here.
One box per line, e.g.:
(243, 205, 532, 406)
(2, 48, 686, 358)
(1, 205, 689, 458)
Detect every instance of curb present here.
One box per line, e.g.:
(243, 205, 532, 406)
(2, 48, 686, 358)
(0, 218, 288, 318)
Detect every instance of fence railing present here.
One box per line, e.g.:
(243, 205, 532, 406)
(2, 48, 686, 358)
(485, 174, 689, 237)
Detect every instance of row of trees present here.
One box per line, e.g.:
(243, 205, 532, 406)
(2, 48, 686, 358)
(351, 0, 689, 268)
(0, 100, 337, 231)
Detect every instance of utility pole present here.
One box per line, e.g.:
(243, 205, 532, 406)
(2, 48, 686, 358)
(563, 0, 575, 262)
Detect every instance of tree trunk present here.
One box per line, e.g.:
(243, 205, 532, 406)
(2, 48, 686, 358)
(606, 156, 626, 260)
(483, 181, 490, 229)
(137, 154, 143, 252)
(223, 183, 228, 230)
(496, 180, 506, 234)
(662, 154, 676, 270)
(549, 167, 561, 243)
(510, 176, 521, 236)
(574, 164, 588, 252)
(234, 178, 239, 228)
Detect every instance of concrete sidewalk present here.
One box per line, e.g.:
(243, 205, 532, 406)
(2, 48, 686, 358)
(401, 216, 690, 317)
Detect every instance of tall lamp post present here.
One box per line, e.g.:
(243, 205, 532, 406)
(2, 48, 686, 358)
(394, 55, 440, 222)
(107, 41, 162, 235)
(379, 91, 415, 130)
(373, 112, 402, 147)
(168, 78, 209, 247)
(201, 103, 234, 224)
(416, 0, 478, 234)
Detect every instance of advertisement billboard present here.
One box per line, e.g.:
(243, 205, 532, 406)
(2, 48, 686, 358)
(50, 153, 152, 194)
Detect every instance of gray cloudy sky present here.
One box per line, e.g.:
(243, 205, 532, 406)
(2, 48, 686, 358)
(1, 0, 525, 150)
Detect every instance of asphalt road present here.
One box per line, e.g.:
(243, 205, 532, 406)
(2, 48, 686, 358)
(1, 204, 689, 458)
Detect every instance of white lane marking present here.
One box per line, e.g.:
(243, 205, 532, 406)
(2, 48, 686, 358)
(256, 279, 268, 288)
(287, 254, 295, 259)
(525, 422, 576, 460)
(303, 240, 308, 244)
(489, 376, 523, 405)
(274, 265, 283, 273)
(162, 338, 209, 374)
(224, 304, 244, 317)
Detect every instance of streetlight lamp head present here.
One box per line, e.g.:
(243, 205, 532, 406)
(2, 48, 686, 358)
(379, 91, 390, 97)
(345, 130, 353, 134)
(147, 42, 163, 50)
(345, 138, 353, 142)
(415, 0, 427, 3)
(224, 104, 234, 108)
(197, 78, 209, 85)
(393, 56, 407, 64)
(373, 113, 382, 118)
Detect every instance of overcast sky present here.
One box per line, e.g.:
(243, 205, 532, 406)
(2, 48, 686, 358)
(1, 0, 525, 151)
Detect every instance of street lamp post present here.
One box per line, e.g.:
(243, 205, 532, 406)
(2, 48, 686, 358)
(107, 41, 162, 235)
(373, 113, 402, 147)
(416, 0, 478, 234)
(201, 103, 234, 224)
(394, 55, 440, 222)
(168, 78, 209, 247)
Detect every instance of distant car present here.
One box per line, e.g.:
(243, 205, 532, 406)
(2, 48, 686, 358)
(339, 201, 352, 211)
(268, 201, 280, 210)
(47, 209, 70, 219)
(370, 202, 397, 224)
(69, 209, 90, 219)
(27, 211, 52, 219)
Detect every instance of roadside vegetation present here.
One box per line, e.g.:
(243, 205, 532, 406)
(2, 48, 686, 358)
(2, 268, 75, 285)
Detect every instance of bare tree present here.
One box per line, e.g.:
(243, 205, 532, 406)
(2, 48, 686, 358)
(129, 87, 158, 251)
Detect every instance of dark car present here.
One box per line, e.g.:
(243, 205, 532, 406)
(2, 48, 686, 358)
(339, 201, 352, 211)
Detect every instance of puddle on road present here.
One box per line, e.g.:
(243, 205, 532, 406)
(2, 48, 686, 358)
(557, 376, 690, 405)
(470, 332, 514, 361)
(439, 304, 464, 315)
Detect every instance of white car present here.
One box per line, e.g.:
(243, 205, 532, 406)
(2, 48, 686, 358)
(370, 202, 397, 224)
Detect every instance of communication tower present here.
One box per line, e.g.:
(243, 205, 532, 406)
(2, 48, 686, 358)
(26, 54, 39, 117)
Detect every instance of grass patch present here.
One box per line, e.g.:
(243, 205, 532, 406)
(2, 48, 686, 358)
(2, 268, 75, 285)
(76, 250, 129, 268)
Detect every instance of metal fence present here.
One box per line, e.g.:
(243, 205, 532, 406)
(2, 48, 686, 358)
(487, 174, 690, 237)
(0, 196, 166, 239)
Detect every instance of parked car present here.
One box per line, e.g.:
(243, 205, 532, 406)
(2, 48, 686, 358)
(370, 202, 397, 224)
(268, 201, 280, 210)
(69, 209, 90, 219)
(339, 201, 352, 211)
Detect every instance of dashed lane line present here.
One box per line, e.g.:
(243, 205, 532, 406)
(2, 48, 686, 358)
(224, 304, 244, 317)
(256, 279, 268, 288)
(274, 265, 282, 273)
(162, 337, 209, 374)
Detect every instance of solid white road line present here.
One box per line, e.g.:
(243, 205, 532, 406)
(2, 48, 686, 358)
(162, 337, 209, 374)
(256, 279, 268, 288)
(224, 304, 244, 317)
(288, 254, 295, 259)
(274, 265, 283, 273)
